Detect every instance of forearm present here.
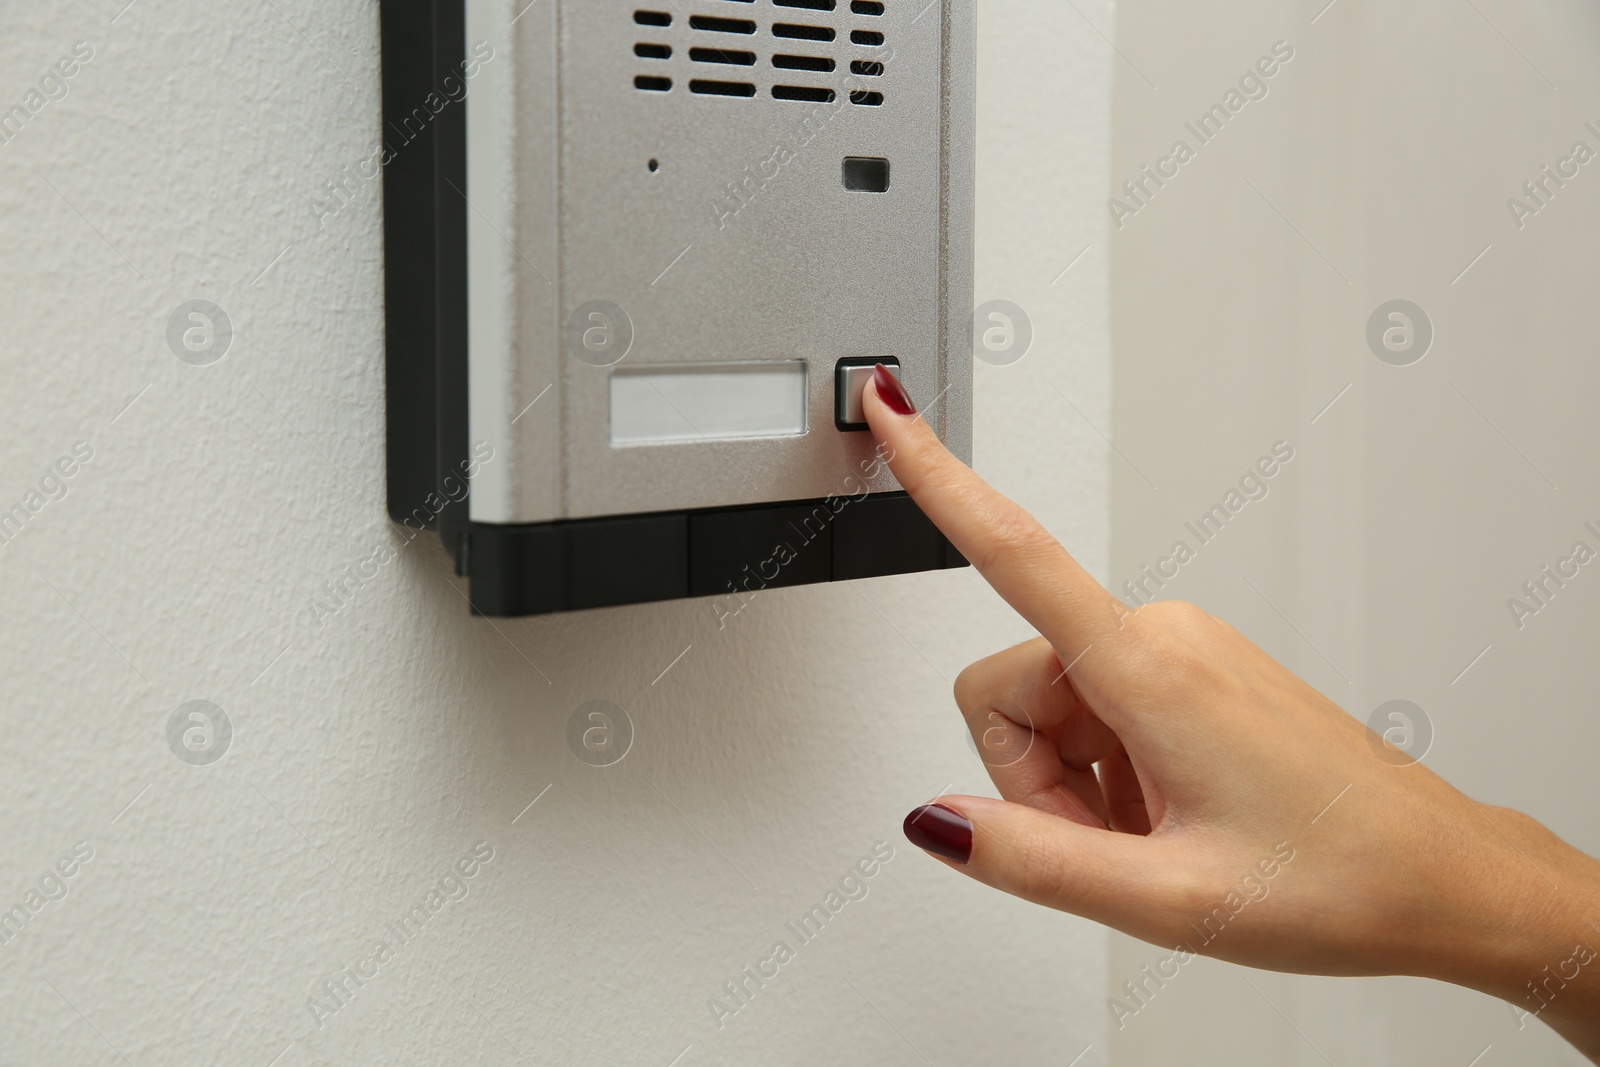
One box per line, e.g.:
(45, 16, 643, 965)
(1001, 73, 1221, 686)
(1431, 805, 1600, 1059)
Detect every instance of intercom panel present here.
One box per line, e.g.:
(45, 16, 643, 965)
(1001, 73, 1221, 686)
(381, 0, 975, 615)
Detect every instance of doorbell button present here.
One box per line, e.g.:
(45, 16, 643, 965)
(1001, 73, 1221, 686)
(836, 358, 899, 430)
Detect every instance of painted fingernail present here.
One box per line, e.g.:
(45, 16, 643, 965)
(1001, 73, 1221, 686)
(903, 803, 972, 864)
(873, 363, 917, 416)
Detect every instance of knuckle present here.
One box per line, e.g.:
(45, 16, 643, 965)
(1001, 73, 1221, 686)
(1143, 599, 1211, 630)
(952, 661, 986, 713)
(966, 501, 1056, 573)
(1000, 823, 1082, 907)
(1142, 632, 1219, 690)
(953, 637, 1044, 713)
(897, 431, 960, 499)
(892, 455, 930, 498)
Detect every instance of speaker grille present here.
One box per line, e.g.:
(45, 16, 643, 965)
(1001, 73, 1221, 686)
(631, 1, 888, 106)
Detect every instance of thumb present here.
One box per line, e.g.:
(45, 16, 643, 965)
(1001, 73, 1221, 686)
(904, 795, 1178, 940)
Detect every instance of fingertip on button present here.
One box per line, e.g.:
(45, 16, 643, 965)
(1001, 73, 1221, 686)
(871, 362, 917, 417)
(835, 357, 899, 431)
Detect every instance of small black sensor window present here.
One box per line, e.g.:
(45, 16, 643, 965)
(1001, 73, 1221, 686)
(842, 156, 890, 193)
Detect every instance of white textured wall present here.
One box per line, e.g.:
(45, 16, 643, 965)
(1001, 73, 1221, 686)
(1109, 1, 1600, 1063)
(0, 2, 1112, 1064)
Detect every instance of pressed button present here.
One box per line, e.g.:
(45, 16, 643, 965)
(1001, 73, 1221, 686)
(835, 358, 899, 430)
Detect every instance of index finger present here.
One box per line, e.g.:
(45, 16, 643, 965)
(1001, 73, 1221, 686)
(862, 367, 1133, 685)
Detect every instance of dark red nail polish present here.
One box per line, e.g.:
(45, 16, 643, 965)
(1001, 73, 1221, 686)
(903, 803, 972, 864)
(873, 363, 917, 416)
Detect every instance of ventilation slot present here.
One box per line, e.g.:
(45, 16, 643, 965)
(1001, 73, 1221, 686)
(691, 47, 757, 65)
(690, 14, 757, 33)
(773, 84, 836, 103)
(691, 78, 757, 97)
(636, 5, 888, 106)
(773, 22, 836, 41)
(773, 53, 835, 72)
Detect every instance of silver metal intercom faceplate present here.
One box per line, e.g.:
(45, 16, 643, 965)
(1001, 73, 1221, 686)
(381, 0, 975, 615)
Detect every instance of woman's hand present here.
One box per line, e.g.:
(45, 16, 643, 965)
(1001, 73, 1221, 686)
(863, 366, 1600, 1057)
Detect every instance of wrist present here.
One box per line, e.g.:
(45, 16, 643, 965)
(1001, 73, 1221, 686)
(1423, 804, 1600, 1052)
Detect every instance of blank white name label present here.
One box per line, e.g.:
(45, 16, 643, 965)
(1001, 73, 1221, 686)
(609, 360, 808, 446)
